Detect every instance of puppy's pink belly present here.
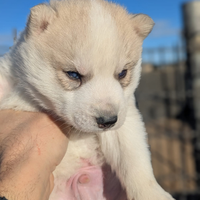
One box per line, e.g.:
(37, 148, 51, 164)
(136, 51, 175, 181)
(57, 166, 106, 200)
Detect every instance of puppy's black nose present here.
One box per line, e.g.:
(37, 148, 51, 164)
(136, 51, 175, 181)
(96, 116, 118, 129)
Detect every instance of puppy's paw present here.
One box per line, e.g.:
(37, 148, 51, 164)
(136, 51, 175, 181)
(146, 190, 175, 200)
(136, 184, 175, 200)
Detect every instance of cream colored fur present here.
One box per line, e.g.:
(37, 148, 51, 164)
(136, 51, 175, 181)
(0, 0, 174, 199)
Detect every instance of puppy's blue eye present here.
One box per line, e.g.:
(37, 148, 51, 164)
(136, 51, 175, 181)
(65, 71, 81, 80)
(118, 69, 127, 79)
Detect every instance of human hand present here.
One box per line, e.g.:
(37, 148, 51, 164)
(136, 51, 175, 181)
(0, 110, 68, 200)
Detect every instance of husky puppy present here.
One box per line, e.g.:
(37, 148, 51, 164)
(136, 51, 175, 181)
(0, 0, 175, 199)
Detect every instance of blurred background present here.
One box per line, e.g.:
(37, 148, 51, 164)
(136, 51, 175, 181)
(0, 0, 200, 199)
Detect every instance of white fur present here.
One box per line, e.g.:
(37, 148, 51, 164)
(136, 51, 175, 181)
(0, 0, 174, 199)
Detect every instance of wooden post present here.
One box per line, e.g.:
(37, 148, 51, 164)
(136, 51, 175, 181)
(182, 1, 200, 187)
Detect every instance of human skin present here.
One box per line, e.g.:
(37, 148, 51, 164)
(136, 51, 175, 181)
(0, 110, 128, 200)
(0, 110, 69, 200)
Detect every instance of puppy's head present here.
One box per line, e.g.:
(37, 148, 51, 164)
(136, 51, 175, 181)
(19, 0, 154, 132)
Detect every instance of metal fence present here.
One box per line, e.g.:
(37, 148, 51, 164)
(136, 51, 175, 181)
(136, 45, 200, 200)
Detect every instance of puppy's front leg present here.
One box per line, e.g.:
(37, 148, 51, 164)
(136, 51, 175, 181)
(98, 103, 174, 200)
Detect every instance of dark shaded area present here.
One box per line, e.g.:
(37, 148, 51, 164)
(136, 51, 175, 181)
(102, 164, 127, 200)
(173, 193, 200, 200)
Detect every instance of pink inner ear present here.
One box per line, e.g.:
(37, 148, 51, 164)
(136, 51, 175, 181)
(40, 20, 49, 31)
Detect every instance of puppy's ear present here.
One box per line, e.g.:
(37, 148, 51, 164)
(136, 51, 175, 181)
(131, 14, 154, 39)
(26, 4, 56, 38)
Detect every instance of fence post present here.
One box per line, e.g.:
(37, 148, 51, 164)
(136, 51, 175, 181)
(182, 1, 200, 187)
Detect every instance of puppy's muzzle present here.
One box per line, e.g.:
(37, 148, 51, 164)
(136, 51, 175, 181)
(96, 115, 118, 129)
